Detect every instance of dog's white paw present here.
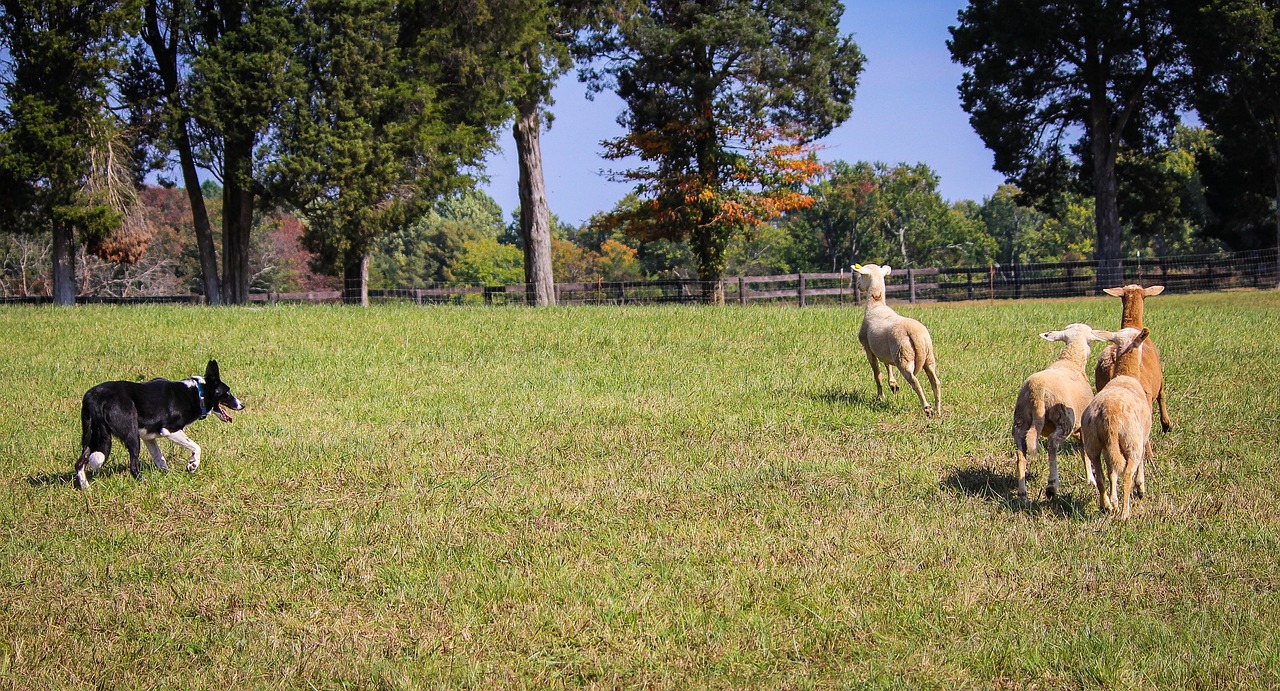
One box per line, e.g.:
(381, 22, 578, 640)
(186, 459, 200, 473)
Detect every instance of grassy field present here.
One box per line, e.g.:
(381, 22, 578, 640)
(1, 291, 1279, 688)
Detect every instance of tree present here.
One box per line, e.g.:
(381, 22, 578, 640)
(783, 161, 890, 272)
(183, 0, 301, 304)
(128, 0, 223, 303)
(949, 0, 1190, 287)
(275, 0, 529, 304)
(583, 0, 863, 303)
(979, 184, 1046, 265)
(370, 188, 506, 287)
(0, 0, 139, 304)
(1179, 0, 1280, 263)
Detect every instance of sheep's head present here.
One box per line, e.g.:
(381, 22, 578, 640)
(1103, 284, 1164, 326)
(852, 263, 892, 294)
(1092, 327, 1150, 374)
(1040, 323, 1104, 344)
(1102, 284, 1165, 299)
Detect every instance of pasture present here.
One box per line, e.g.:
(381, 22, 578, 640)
(1, 291, 1279, 688)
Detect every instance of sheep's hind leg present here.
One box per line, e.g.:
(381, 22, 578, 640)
(922, 357, 941, 416)
(898, 366, 932, 416)
(1045, 437, 1062, 498)
(864, 348, 885, 400)
(1157, 386, 1172, 433)
(1013, 427, 1031, 499)
(884, 359, 900, 393)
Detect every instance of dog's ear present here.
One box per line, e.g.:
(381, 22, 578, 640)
(205, 360, 220, 381)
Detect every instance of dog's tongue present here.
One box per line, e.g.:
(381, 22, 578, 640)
(214, 407, 233, 423)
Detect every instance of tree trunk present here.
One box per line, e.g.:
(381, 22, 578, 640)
(178, 133, 222, 305)
(1274, 165, 1280, 289)
(51, 221, 76, 305)
(514, 99, 556, 306)
(343, 252, 369, 306)
(221, 137, 255, 304)
(1091, 120, 1124, 291)
(142, 0, 221, 304)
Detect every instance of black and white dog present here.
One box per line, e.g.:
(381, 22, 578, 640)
(75, 360, 244, 490)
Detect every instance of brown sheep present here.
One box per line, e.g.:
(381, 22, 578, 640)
(1095, 284, 1172, 432)
(1082, 327, 1153, 520)
(853, 263, 941, 416)
(1012, 324, 1105, 499)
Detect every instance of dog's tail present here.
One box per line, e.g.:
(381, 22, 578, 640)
(78, 396, 111, 473)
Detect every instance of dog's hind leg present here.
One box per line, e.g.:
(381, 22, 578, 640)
(145, 438, 169, 471)
(123, 431, 143, 481)
(76, 426, 112, 491)
(162, 429, 202, 473)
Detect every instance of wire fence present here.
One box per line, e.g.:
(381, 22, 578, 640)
(4, 248, 1277, 306)
(291, 248, 1279, 307)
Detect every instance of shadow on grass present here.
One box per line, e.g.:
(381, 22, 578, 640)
(941, 464, 1094, 519)
(26, 464, 133, 488)
(814, 387, 891, 410)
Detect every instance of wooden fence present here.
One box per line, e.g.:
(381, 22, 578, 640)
(279, 249, 1275, 307)
(5, 249, 1276, 306)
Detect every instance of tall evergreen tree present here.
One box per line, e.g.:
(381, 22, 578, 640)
(949, 0, 1191, 286)
(183, 0, 301, 304)
(0, 0, 139, 304)
(582, 0, 863, 302)
(1179, 0, 1280, 263)
(270, 0, 524, 304)
(130, 0, 223, 303)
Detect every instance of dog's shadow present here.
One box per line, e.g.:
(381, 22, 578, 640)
(26, 464, 134, 488)
(941, 464, 1093, 518)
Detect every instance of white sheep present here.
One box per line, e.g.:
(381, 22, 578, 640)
(852, 263, 941, 416)
(1081, 327, 1153, 520)
(1012, 323, 1105, 499)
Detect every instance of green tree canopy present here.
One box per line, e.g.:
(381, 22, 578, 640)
(949, 0, 1191, 285)
(583, 0, 863, 301)
(0, 0, 139, 304)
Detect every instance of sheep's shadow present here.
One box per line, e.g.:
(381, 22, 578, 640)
(814, 387, 892, 411)
(941, 464, 1093, 518)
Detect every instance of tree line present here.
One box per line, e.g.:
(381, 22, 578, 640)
(1, 0, 1277, 306)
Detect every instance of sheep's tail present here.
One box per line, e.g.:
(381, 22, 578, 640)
(1020, 425, 1039, 462)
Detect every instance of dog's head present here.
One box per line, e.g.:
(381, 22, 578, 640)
(202, 359, 244, 423)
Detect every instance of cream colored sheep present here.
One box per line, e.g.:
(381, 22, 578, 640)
(1081, 327, 1153, 521)
(852, 263, 941, 416)
(1095, 284, 1172, 432)
(1012, 323, 1105, 499)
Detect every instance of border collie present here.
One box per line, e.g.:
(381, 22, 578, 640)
(75, 360, 244, 490)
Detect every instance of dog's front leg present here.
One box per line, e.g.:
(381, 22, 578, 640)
(161, 429, 202, 473)
(145, 439, 169, 471)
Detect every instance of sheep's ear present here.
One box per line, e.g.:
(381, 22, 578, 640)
(1040, 330, 1061, 342)
(1134, 327, 1151, 346)
(852, 263, 865, 273)
(1091, 329, 1116, 342)
(1144, 285, 1165, 296)
(1102, 287, 1125, 297)
(880, 265, 892, 275)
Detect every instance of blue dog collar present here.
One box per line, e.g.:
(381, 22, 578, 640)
(194, 379, 209, 419)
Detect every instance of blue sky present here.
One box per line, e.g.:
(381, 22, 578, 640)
(479, 0, 1008, 226)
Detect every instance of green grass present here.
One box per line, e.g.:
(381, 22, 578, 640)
(2, 292, 1279, 688)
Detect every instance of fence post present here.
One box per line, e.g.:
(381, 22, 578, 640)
(908, 269, 917, 304)
(966, 269, 974, 301)
(799, 273, 807, 308)
(739, 276, 746, 306)
(1013, 263, 1023, 299)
